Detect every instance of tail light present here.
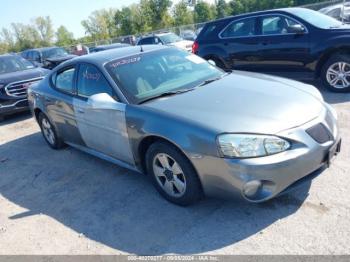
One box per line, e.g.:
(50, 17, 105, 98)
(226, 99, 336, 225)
(192, 41, 199, 54)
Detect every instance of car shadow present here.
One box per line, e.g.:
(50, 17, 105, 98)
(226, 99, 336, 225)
(0, 132, 313, 255)
(0, 111, 32, 126)
(309, 80, 350, 104)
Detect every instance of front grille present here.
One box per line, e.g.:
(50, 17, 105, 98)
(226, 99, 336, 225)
(5, 78, 43, 98)
(306, 123, 333, 144)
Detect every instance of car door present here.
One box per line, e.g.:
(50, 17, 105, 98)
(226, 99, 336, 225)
(253, 14, 311, 77)
(72, 63, 134, 165)
(219, 16, 261, 71)
(46, 66, 85, 145)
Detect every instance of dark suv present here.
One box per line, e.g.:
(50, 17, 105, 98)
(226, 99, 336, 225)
(21, 47, 76, 70)
(0, 54, 49, 120)
(194, 7, 350, 92)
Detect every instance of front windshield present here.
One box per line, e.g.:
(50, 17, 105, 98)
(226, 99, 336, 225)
(42, 48, 68, 59)
(0, 56, 35, 74)
(289, 8, 343, 29)
(159, 33, 183, 44)
(105, 48, 224, 104)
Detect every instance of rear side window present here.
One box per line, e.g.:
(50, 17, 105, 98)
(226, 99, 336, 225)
(55, 67, 75, 93)
(77, 64, 113, 97)
(221, 17, 256, 38)
(139, 37, 154, 45)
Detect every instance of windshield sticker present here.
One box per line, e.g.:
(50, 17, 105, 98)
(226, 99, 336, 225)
(110, 56, 141, 68)
(186, 54, 205, 64)
(83, 71, 101, 81)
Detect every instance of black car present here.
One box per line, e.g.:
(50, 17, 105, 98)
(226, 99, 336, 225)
(21, 47, 76, 70)
(194, 7, 350, 92)
(89, 43, 130, 53)
(0, 54, 49, 120)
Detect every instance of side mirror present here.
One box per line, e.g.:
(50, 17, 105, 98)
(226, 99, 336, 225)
(287, 24, 306, 34)
(87, 93, 121, 110)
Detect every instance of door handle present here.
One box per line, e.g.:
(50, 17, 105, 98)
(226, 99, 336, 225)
(77, 108, 85, 114)
(45, 97, 52, 102)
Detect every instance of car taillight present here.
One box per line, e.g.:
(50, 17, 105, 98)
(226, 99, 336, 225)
(192, 41, 199, 54)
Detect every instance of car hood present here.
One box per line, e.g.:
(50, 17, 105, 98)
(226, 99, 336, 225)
(46, 54, 76, 63)
(143, 71, 325, 134)
(168, 40, 193, 51)
(0, 67, 49, 85)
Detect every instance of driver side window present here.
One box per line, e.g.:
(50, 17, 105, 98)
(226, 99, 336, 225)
(261, 15, 303, 35)
(77, 64, 114, 98)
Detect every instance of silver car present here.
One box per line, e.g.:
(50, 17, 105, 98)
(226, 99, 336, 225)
(28, 46, 341, 206)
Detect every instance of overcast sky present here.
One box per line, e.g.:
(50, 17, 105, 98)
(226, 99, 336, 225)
(0, 0, 215, 38)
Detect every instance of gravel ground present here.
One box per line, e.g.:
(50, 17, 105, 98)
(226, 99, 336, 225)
(0, 84, 349, 255)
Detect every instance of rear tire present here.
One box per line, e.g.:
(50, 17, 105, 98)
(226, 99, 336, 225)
(207, 57, 229, 71)
(321, 54, 350, 93)
(38, 113, 65, 149)
(146, 141, 203, 206)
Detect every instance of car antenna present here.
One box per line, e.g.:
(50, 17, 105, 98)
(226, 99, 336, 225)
(140, 45, 144, 52)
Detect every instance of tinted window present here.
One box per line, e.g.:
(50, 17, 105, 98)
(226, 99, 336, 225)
(139, 38, 154, 45)
(0, 56, 35, 74)
(261, 16, 303, 35)
(221, 17, 256, 38)
(77, 64, 113, 97)
(42, 48, 68, 59)
(32, 51, 40, 61)
(55, 68, 75, 93)
(158, 33, 182, 44)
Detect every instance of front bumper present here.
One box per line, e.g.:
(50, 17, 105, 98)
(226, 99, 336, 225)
(0, 99, 29, 116)
(193, 106, 340, 202)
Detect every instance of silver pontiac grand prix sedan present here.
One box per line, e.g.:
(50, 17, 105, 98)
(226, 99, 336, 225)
(28, 45, 341, 206)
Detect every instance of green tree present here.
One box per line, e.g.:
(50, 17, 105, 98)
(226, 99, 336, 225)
(56, 25, 75, 47)
(215, 0, 230, 18)
(11, 23, 41, 51)
(34, 16, 54, 46)
(173, 0, 194, 26)
(194, 1, 216, 23)
(142, 0, 173, 30)
(82, 8, 117, 40)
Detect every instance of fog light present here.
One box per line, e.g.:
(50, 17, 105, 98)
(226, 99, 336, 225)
(243, 180, 262, 198)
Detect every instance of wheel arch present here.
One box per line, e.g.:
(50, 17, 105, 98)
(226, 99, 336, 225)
(316, 47, 350, 78)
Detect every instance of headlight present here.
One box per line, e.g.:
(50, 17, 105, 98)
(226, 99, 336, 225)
(217, 134, 290, 158)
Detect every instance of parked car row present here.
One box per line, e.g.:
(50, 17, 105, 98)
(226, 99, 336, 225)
(0, 7, 344, 206)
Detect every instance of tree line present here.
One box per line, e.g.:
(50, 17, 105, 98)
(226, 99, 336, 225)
(0, 0, 325, 54)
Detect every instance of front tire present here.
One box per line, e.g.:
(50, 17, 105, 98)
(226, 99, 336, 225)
(321, 54, 350, 92)
(146, 141, 203, 206)
(38, 113, 65, 149)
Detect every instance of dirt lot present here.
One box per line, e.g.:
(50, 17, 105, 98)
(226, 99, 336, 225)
(0, 83, 349, 255)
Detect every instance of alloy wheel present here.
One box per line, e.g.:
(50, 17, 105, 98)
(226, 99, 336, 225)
(152, 153, 187, 198)
(326, 62, 350, 89)
(41, 118, 55, 145)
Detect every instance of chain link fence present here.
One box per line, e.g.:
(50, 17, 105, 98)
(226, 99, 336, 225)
(65, 0, 348, 54)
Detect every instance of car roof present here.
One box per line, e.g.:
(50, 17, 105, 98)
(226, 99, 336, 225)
(68, 45, 169, 66)
(0, 54, 20, 58)
(94, 43, 130, 49)
(23, 46, 62, 52)
(205, 7, 310, 24)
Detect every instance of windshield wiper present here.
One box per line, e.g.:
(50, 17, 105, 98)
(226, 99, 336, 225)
(138, 88, 195, 104)
(198, 73, 230, 87)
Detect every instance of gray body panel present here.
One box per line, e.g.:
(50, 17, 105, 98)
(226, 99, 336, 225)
(27, 46, 339, 202)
